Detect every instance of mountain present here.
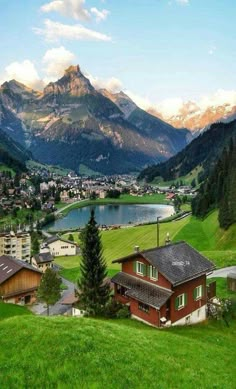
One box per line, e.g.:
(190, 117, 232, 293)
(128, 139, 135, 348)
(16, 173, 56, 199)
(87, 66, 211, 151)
(0, 65, 190, 174)
(100, 89, 192, 155)
(0, 128, 31, 171)
(138, 119, 236, 183)
(149, 101, 236, 133)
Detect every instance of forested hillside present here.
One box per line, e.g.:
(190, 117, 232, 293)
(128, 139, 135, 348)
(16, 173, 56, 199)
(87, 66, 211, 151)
(138, 120, 236, 183)
(192, 139, 236, 229)
(0, 128, 30, 171)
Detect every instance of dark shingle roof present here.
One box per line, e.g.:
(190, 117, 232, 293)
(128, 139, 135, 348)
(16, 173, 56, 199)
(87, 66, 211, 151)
(34, 252, 54, 264)
(0, 255, 41, 284)
(46, 235, 76, 245)
(112, 272, 172, 309)
(113, 241, 215, 286)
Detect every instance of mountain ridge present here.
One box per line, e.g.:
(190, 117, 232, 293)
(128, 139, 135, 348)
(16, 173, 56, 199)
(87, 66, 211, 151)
(0, 65, 190, 174)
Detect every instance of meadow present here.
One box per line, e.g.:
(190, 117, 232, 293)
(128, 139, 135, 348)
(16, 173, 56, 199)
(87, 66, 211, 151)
(0, 315, 235, 388)
(56, 211, 236, 282)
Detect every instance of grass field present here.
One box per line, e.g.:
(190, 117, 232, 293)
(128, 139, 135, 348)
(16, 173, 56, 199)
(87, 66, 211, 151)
(0, 315, 235, 388)
(55, 211, 236, 283)
(0, 302, 32, 321)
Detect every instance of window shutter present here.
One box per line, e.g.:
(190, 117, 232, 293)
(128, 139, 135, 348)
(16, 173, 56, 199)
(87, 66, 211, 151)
(143, 264, 147, 276)
(193, 287, 197, 300)
(201, 285, 204, 297)
(133, 261, 136, 273)
(147, 265, 151, 277)
(184, 293, 188, 306)
(175, 297, 179, 310)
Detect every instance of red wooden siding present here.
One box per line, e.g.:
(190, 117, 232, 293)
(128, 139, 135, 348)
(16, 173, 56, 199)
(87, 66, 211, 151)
(122, 258, 172, 290)
(170, 275, 206, 323)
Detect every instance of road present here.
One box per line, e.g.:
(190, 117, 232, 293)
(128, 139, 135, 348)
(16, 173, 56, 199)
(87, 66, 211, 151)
(207, 266, 236, 278)
(54, 199, 88, 215)
(31, 275, 76, 316)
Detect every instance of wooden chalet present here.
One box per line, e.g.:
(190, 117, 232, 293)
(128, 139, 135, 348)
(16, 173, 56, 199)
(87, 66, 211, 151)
(112, 241, 215, 327)
(0, 255, 42, 304)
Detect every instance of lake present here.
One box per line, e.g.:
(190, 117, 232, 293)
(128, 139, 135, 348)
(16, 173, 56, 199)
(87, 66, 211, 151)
(47, 203, 175, 231)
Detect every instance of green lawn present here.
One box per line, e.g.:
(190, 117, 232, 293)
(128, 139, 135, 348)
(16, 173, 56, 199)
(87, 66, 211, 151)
(0, 302, 32, 320)
(56, 211, 236, 283)
(0, 316, 235, 388)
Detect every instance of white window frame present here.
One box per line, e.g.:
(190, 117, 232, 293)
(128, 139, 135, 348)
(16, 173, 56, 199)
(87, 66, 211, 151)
(177, 293, 185, 309)
(136, 261, 144, 275)
(195, 285, 202, 300)
(150, 266, 158, 280)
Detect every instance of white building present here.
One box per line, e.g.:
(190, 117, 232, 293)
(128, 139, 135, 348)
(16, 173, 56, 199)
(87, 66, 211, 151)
(45, 236, 77, 257)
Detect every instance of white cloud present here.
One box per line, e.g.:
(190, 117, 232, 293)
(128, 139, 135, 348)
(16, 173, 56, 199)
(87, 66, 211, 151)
(175, 0, 189, 5)
(33, 19, 111, 42)
(41, 0, 91, 21)
(90, 7, 109, 23)
(42, 46, 75, 82)
(86, 72, 123, 93)
(198, 89, 236, 111)
(208, 46, 216, 55)
(125, 90, 152, 110)
(0, 60, 43, 90)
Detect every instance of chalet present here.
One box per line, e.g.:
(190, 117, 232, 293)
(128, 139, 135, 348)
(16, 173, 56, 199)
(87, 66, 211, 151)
(112, 241, 215, 327)
(45, 236, 77, 257)
(31, 252, 54, 272)
(0, 255, 42, 304)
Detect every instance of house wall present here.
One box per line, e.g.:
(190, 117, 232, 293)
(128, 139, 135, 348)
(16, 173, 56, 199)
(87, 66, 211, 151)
(48, 240, 76, 257)
(170, 275, 207, 324)
(130, 298, 159, 327)
(122, 257, 172, 290)
(0, 269, 42, 299)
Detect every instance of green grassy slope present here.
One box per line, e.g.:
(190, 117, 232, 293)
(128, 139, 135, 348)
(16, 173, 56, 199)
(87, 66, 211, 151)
(57, 210, 236, 282)
(0, 302, 32, 320)
(0, 316, 235, 388)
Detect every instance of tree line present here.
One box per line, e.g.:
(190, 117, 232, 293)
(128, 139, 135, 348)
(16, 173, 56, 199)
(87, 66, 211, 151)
(192, 138, 236, 229)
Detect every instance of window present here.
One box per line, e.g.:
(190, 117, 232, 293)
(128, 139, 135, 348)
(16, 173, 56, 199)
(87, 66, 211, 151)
(150, 266, 158, 280)
(194, 285, 203, 300)
(136, 261, 144, 275)
(138, 302, 149, 313)
(175, 293, 187, 310)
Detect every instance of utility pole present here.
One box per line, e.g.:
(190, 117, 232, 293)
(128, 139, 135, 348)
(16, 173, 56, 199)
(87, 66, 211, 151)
(157, 217, 160, 247)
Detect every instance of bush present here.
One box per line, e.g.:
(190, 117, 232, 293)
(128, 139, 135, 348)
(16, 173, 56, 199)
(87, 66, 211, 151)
(104, 300, 130, 319)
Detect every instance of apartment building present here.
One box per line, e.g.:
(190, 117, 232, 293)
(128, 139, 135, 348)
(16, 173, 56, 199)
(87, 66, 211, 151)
(0, 231, 31, 262)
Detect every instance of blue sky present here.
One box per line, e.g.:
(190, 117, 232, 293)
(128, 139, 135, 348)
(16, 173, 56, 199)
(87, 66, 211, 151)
(0, 0, 236, 114)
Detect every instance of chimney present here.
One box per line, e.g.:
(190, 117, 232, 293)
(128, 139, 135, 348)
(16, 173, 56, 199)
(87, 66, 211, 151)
(134, 245, 140, 253)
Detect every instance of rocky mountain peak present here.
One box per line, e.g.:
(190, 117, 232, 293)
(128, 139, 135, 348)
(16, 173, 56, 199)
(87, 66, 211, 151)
(64, 64, 81, 75)
(43, 64, 95, 97)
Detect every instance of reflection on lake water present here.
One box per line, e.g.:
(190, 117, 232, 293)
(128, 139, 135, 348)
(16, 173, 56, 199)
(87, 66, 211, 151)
(47, 203, 175, 231)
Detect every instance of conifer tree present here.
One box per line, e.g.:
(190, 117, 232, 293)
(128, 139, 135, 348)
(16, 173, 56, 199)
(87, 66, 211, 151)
(77, 210, 110, 315)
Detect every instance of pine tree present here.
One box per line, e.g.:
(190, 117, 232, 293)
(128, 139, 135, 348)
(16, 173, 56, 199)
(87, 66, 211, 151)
(77, 210, 110, 315)
(37, 268, 62, 316)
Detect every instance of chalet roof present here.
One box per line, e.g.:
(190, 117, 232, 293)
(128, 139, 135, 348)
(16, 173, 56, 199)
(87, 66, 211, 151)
(112, 272, 172, 309)
(46, 235, 76, 246)
(34, 252, 54, 264)
(112, 241, 215, 286)
(0, 255, 41, 285)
